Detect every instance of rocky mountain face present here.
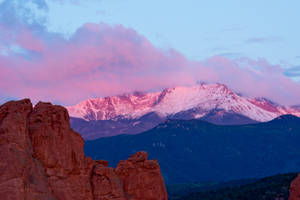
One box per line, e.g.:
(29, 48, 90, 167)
(67, 83, 300, 139)
(0, 99, 167, 200)
(70, 111, 163, 140)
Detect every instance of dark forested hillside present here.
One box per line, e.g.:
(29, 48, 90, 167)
(169, 173, 297, 200)
(85, 115, 300, 184)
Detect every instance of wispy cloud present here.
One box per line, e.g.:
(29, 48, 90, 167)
(284, 66, 300, 77)
(245, 36, 283, 44)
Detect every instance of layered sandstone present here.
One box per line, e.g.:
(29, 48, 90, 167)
(0, 99, 167, 200)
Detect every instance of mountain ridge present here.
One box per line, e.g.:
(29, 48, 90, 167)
(67, 83, 300, 122)
(67, 83, 300, 139)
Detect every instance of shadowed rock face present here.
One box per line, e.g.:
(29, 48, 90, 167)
(0, 99, 167, 200)
(290, 174, 300, 200)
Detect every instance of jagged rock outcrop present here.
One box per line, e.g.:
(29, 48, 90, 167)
(0, 99, 55, 200)
(290, 174, 300, 200)
(115, 152, 167, 200)
(28, 102, 95, 200)
(0, 99, 167, 200)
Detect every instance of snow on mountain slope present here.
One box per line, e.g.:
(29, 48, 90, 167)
(67, 91, 161, 120)
(153, 84, 277, 122)
(67, 83, 300, 122)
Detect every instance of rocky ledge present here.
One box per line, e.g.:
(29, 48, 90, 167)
(0, 99, 167, 200)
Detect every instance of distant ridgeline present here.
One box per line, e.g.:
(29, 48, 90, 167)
(85, 115, 300, 184)
(167, 173, 298, 200)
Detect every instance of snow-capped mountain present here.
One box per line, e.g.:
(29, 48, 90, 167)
(67, 83, 300, 139)
(67, 83, 300, 122)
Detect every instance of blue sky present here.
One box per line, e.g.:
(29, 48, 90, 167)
(0, 0, 300, 105)
(44, 0, 300, 68)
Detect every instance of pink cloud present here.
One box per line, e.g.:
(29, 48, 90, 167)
(0, 23, 45, 52)
(0, 22, 300, 106)
(194, 56, 300, 105)
(16, 26, 45, 52)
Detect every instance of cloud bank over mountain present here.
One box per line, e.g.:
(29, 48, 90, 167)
(0, 0, 299, 105)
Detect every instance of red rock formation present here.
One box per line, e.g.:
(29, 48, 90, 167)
(28, 102, 95, 200)
(0, 99, 55, 200)
(115, 152, 168, 200)
(0, 99, 167, 200)
(92, 162, 126, 200)
(290, 174, 300, 200)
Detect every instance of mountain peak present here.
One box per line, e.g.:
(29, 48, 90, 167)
(67, 83, 300, 123)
